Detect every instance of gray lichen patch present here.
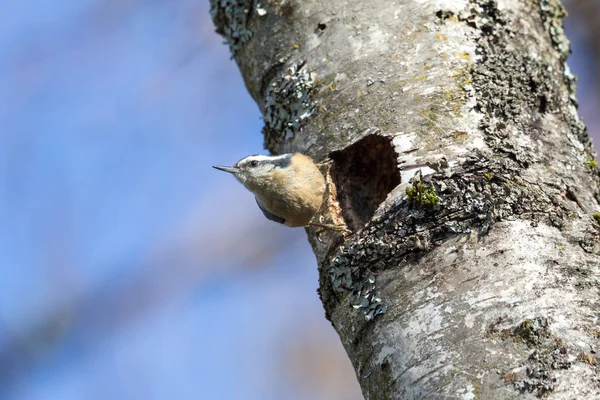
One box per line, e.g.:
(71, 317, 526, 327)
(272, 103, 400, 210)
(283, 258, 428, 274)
(322, 150, 577, 325)
(328, 240, 391, 322)
(210, 0, 255, 55)
(351, 270, 387, 321)
(514, 346, 571, 398)
(330, 134, 401, 232)
(321, 144, 595, 332)
(262, 61, 316, 152)
(539, 0, 570, 62)
(489, 317, 572, 397)
(457, 0, 596, 215)
(537, 0, 594, 160)
(460, 0, 561, 162)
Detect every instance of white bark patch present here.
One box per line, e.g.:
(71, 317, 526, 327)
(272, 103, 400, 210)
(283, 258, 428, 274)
(393, 133, 417, 154)
(464, 312, 476, 329)
(368, 27, 389, 49)
(411, 0, 469, 8)
(406, 302, 446, 336)
(371, 218, 600, 397)
(456, 383, 476, 400)
(400, 166, 437, 188)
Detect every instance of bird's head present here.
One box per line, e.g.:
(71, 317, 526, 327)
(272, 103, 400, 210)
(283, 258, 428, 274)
(213, 154, 293, 190)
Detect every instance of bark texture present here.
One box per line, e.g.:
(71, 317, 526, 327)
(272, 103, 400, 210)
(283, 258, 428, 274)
(211, 0, 600, 398)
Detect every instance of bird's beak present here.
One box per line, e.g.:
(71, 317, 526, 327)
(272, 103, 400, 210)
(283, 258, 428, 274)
(212, 165, 240, 174)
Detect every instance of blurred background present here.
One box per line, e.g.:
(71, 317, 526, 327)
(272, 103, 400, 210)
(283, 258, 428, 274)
(0, 1, 597, 399)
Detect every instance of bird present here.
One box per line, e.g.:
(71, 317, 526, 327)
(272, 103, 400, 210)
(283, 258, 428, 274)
(213, 153, 347, 233)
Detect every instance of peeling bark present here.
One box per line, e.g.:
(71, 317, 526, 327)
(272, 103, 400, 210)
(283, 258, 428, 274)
(211, 0, 600, 398)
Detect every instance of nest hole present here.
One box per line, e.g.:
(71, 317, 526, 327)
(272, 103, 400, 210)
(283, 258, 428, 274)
(330, 135, 401, 232)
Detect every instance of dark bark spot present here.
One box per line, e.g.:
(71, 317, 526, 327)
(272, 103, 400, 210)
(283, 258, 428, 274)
(538, 95, 548, 114)
(279, 2, 294, 19)
(435, 10, 455, 21)
(330, 135, 400, 232)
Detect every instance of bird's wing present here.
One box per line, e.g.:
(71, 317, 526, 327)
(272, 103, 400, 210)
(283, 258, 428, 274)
(255, 197, 286, 224)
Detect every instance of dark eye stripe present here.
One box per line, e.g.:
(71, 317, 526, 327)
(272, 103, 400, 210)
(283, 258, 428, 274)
(271, 154, 292, 168)
(242, 154, 292, 169)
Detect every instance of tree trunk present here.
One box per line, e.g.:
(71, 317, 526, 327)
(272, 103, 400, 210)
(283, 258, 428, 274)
(210, 0, 600, 398)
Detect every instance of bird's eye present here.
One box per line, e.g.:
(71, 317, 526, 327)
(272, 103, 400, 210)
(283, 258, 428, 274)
(250, 160, 259, 167)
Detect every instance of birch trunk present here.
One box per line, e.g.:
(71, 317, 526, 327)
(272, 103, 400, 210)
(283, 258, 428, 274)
(210, 0, 600, 398)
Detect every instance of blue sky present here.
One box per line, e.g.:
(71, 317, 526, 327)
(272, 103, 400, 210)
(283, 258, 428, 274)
(0, 1, 360, 399)
(0, 1, 597, 399)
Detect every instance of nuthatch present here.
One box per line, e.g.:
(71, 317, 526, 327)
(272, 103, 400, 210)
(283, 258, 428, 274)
(213, 153, 347, 233)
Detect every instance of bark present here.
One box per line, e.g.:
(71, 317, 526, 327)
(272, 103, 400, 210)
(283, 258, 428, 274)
(210, 0, 600, 398)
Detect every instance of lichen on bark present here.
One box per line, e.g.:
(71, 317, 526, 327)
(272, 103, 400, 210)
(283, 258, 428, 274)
(262, 60, 317, 151)
(209, 0, 255, 55)
(211, 0, 600, 398)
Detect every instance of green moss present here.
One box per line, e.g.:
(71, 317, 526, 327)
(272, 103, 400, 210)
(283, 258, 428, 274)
(510, 317, 550, 346)
(588, 159, 597, 168)
(593, 213, 600, 224)
(406, 179, 439, 206)
(483, 172, 492, 181)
